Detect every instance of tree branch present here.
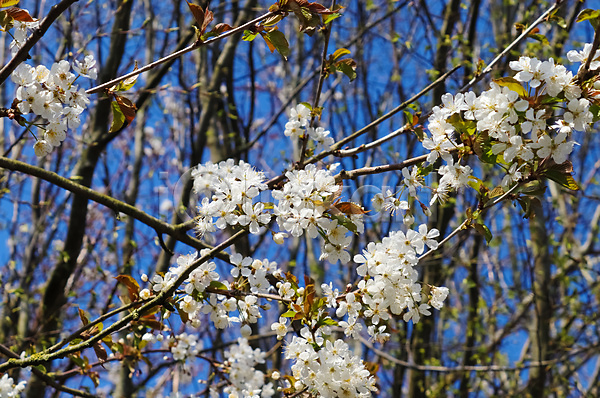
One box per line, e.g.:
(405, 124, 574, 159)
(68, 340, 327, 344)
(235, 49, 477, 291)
(0, 156, 223, 257)
(0, 0, 79, 86)
(86, 11, 275, 95)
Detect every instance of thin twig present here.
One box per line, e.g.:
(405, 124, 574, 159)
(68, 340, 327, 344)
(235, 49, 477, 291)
(0, 230, 247, 373)
(418, 181, 523, 261)
(265, 65, 461, 189)
(359, 335, 599, 373)
(298, 0, 337, 166)
(47, 300, 144, 353)
(335, 125, 409, 158)
(86, 12, 275, 95)
(333, 147, 458, 183)
(461, 0, 564, 92)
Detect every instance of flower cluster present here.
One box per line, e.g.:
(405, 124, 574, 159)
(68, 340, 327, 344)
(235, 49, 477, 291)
(220, 338, 276, 398)
(372, 165, 428, 225)
(11, 55, 97, 157)
(284, 328, 377, 397)
(284, 104, 335, 151)
(168, 332, 201, 362)
(420, 50, 592, 205)
(192, 159, 270, 237)
(343, 224, 443, 333)
(9, 20, 39, 55)
(0, 373, 26, 398)
(142, 250, 280, 330)
(133, 47, 599, 393)
(273, 164, 364, 264)
(567, 43, 600, 72)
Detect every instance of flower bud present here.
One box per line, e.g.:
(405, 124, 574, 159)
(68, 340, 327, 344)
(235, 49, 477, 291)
(240, 324, 252, 337)
(273, 232, 287, 244)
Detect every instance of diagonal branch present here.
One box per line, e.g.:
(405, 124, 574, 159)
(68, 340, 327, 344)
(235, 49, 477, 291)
(86, 11, 275, 95)
(0, 0, 79, 86)
(0, 156, 227, 258)
(0, 230, 247, 373)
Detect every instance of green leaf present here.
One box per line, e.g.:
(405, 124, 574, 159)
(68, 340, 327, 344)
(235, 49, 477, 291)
(0, 0, 20, 8)
(520, 180, 546, 196)
(540, 95, 562, 105)
(473, 222, 493, 244)
(418, 163, 434, 177)
(549, 12, 567, 29)
(208, 280, 228, 290)
(264, 30, 290, 59)
(589, 103, 600, 122)
(109, 95, 137, 133)
(242, 30, 259, 41)
(517, 196, 541, 219)
(493, 77, 528, 97)
(316, 317, 338, 327)
(545, 171, 580, 191)
(543, 161, 580, 191)
(576, 9, 600, 24)
(331, 48, 351, 61)
(489, 186, 505, 198)
(70, 355, 85, 368)
(299, 102, 312, 111)
(413, 126, 425, 141)
(528, 33, 549, 46)
(323, 12, 341, 24)
(281, 310, 297, 318)
(109, 63, 139, 92)
(33, 364, 46, 373)
(468, 177, 483, 193)
(335, 58, 357, 81)
(0, 10, 13, 31)
(473, 133, 499, 164)
(330, 214, 357, 234)
(110, 100, 125, 133)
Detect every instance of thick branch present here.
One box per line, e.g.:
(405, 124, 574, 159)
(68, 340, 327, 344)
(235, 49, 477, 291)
(0, 230, 246, 373)
(0, 156, 221, 256)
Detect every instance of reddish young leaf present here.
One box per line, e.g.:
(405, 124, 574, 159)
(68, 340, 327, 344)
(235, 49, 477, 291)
(93, 342, 108, 362)
(214, 23, 232, 32)
(186, 1, 213, 35)
(5, 7, 34, 22)
(201, 8, 213, 35)
(78, 308, 90, 326)
(305, 2, 335, 14)
(115, 95, 137, 126)
(135, 314, 163, 330)
(114, 274, 140, 302)
(334, 201, 368, 215)
(260, 31, 276, 53)
(186, 1, 205, 28)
